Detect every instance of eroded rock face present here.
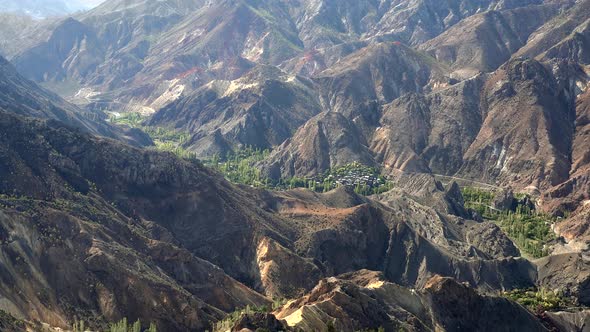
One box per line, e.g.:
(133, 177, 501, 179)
(256, 237, 322, 299)
(148, 66, 321, 158)
(261, 111, 375, 179)
(419, 5, 565, 78)
(0, 110, 537, 330)
(230, 312, 288, 332)
(538, 67, 590, 238)
(459, 59, 575, 190)
(545, 310, 590, 332)
(514, 0, 590, 61)
(537, 253, 590, 306)
(423, 275, 547, 332)
(275, 271, 546, 332)
(315, 42, 448, 118)
(275, 270, 429, 332)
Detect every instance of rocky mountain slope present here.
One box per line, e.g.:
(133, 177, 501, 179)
(0, 111, 269, 331)
(0, 55, 150, 146)
(275, 271, 546, 332)
(3, 0, 590, 331)
(0, 109, 562, 331)
(258, 0, 590, 221)
(419, 4, 563, 78)
(148, 66, 321, 157)
(3, 0, 566, 110)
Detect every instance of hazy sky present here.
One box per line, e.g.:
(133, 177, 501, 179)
(77, 0, 104, 7)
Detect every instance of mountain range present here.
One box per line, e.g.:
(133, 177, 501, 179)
(0, 0, 98, 18)
(1, 0, 590, 331)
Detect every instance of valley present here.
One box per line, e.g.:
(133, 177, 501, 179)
(0, 0, 590, 331)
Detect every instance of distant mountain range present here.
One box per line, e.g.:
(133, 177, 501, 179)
(0, 0, 100, 18)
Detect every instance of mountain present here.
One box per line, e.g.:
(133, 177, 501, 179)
(4, 0, 562, 112)
(275, 272, 546, 332)
(418, 4, 564, 79)
(458, 59, 578, 190)
(0, 13, 36, 57)
(10, 0, 300, 111)
(148, 65, 321, 157)
(0, 111, 267, 330)
(5, 0, 588, 245)
(6, 106, 590, 330)
(261, 111, 376, 180)
(514, 0, 590, 62)
(0, 110, 548, 330)
(260, 1, 590, 199)
(0, 0, 94, 18)
(3, 0, 590, 331)
(0, 55, 150, 146)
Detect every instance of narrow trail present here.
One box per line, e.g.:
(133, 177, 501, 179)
(432, 174, 502, 190)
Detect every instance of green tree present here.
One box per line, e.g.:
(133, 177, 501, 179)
(326, 320, 336, 332)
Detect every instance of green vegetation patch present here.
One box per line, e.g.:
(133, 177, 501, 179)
(213, 302, 284, 332)
(108, 112, 145, 128)
(461, 187, 555, 258)
(73, 318, 157, 332)
(206, 149, 394, 196)
(109, 113, 198, 160)
(0, 309, 26, 331)
(207, 146, 271, 188)
(503, 288, 572, 312)
(110, 114, 392, 196)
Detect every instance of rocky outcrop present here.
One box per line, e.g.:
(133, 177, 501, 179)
(261, 111, 375, 179)
(149, 66, 321, 157)
(275, 270, 429, 332)
(419, 5, 564, 78)
(256, 237, 322, 298)
(537, 253, 590, 306)
(423, 275, 547, 332)
(493, 188, 516, 210)
(275, 271, 546, 332)
(315, 42, 448, 118)
(0, 110, 537, 330)
(230, 312, 288, 332)
(545, 310, 590, 332)
(459, 59, 575, 190)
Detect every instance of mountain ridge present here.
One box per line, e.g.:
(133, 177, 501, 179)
(2, 1, 590, 331)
